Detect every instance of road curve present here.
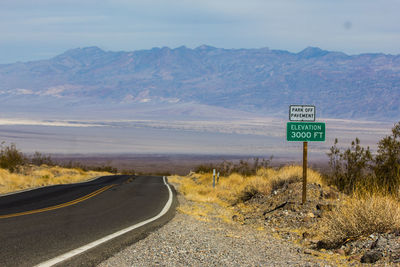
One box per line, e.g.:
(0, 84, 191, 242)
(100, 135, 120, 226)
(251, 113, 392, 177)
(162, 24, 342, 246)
(0, 175, 176, 267)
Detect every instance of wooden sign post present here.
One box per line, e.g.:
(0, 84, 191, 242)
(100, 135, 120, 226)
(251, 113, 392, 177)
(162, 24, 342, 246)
(302, 141, 307, 204)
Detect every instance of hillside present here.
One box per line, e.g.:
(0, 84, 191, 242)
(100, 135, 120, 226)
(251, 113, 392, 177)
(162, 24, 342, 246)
(0, 46, 399, 120)
(167, 167, 400, 265)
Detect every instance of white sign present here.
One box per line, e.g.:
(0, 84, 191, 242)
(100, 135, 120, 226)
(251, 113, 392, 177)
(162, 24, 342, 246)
(289, 105, 315, 121)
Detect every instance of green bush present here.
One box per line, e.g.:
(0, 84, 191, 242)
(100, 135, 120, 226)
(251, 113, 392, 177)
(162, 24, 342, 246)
(60, 161, 118, 174)
(327, 138, 373, 194)
(91, 165, 118, 174)
(30, 151, 54, 166)
(374, 122, 400, 196)
(328, 122, 400, 197)
(194, 157, 273, 176)
(0, 142, 27, 172)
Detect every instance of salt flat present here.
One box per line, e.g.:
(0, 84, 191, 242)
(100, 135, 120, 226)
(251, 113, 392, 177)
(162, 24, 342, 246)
(0, 116, 393, 159)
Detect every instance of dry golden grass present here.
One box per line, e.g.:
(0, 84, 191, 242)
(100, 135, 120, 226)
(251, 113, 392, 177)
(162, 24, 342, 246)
(318, 193, 400, 248)
(169, 174, 243, 224)
(256, 165, 323, 191)
(170, 165, 324, 207)
(0, 165, 111, 194)
(172, 165, 400, 258)
(169, 166, 324, 226)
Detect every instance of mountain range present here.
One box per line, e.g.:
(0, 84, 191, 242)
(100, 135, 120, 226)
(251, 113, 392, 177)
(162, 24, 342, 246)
(0, 45, 399, 120)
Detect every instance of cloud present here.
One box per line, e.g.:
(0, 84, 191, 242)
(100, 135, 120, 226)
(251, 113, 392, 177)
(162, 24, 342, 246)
(15, 89, 35, 95)
(0, 118, 103, 127)
(24, 16, 107, 26)
(1, 0, 400, 63)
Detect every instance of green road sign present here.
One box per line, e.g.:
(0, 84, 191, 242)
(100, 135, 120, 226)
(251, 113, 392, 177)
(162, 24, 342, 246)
(287, 122, 325, 142)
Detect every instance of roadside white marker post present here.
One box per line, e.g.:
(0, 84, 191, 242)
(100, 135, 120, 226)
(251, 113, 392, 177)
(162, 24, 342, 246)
(217, 172, 220, 183)
(212, 169, 216, 188)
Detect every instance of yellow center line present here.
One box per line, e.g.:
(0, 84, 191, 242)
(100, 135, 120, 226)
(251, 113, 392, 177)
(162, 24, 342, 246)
(0, 184, 116, 219)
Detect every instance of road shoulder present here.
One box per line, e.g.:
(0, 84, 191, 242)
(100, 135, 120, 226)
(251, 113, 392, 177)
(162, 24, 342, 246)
(98, 181, 341, 267)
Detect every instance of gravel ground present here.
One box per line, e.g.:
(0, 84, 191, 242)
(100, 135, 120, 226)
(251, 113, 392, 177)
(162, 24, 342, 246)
(98, 188, 352, 267)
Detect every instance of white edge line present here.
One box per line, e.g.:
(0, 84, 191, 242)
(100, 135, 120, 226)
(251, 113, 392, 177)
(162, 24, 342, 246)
(35, 176, 173, 267)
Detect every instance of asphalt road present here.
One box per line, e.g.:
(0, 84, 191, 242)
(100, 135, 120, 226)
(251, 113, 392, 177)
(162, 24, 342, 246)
(0, 175, 176, 267)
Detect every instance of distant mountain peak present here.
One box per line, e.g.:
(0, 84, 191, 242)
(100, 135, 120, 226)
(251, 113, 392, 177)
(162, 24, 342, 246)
(57, 46, 105, 58)
(80, 46, 103, 52)
(175, 45, 188, 50)
(297, 47, 329, 58)
(195, 44, 217, 51)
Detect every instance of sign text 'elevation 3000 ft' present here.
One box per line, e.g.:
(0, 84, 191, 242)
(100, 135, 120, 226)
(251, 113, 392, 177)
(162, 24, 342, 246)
(287, 122, 325, 142)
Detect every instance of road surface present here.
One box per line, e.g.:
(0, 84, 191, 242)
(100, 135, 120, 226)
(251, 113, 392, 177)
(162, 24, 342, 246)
(0, 175, 175, 267)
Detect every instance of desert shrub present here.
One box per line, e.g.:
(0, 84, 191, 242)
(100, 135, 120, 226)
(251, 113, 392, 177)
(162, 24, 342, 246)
(0, 165, 112, 194)
(328, 122, 400, 197)
(0, 142, 27, 172)
(326, 138, 342, 181)
(120, 169, 136, 175)
(374, 122, 400, 196)
(91, 165, 118, 174)
(236, 176, 272, 202)
(30, 151, 54, 166)
(194, 163, 216, 174)
(327, 138, 373, 194)
(257, 165, 324, 188)
(318, 194, 400, 248)
(194, 157, 273, 176)
(60, 161, 118, 174)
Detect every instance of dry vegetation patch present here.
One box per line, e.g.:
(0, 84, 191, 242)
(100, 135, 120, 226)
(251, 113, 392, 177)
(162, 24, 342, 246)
(318, 194, 400, 248)
(169, 165, 333, 229)
(172, 165, 324, 206)
(170, 165, 400, 265)
(0, 165, 111, 194)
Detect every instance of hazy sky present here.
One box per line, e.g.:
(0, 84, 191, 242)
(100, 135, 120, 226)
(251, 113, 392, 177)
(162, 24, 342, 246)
(1, 0, 399, 63)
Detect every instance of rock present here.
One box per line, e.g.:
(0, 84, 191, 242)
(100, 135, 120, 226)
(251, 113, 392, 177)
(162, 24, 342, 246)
(348, 255, 362, 262)
(316, 203, 334, 212)
(302, 231, 311, 239)
(335, 249, 346, 256)
(344, 246, 355, 255)
(286, 202, 299, 212)
(304, 249, 312, 255)
(303, 213, 315, 223)
(316, 240, 327, 249)
(324, 190, 339, 199)
(370, 236, 387, 249)
(263, 201, 288, 215)
(361, 250, 383, 263)
(392, 229, 400, 236)
(370, 238, 379, 249)
(376, 237, 388, 248)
